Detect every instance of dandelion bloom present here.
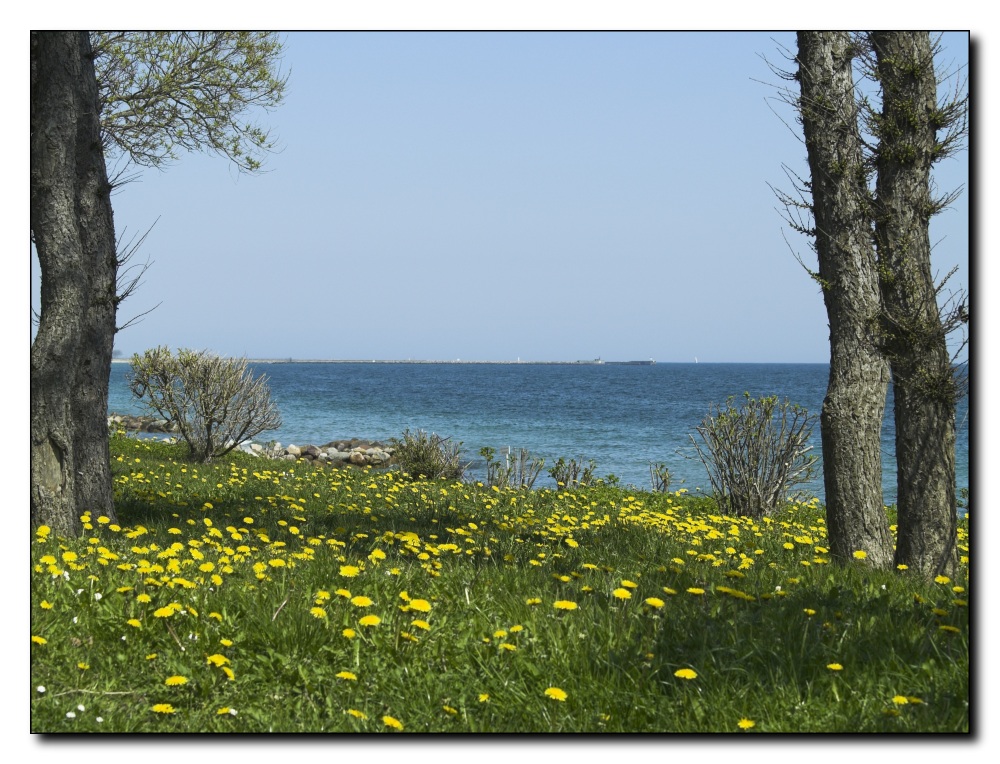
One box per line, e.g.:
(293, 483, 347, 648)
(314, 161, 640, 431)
(339, 565, 360, 578)
(553, 600, 578, 611)
(412, 619, 431, 631)
(544, 687, 568, 702)
(359, 615, 381, 627)
(408, 599, 432, 612)
(645, 597, 665, 608)
(827, 663, 843, 671)
(737, 718, 755, 730)
(151, 703, 176, 714)
(934, 575, 951, 585)
(686, 588, 705, 595)
(382, 715, 403, 730)
(217, 707, 238, 716)
(852, 550, 867, 560)
(336, 671, 358, 681)
(206, 654, 231, 667)
(164, 675, 188, 686)
(478, 694, 490, 703)
(31, 635, 48, 645)
(347, 708, 367, 720)
(674, 668, 698, 680)
(892, 695, 909, 705)
(309, 607, 327, 619)
(350, 596, 373, 608)
(621, 580, 638, 589)
(343, 628, 357, 639)
(153, 606, 174, 618)
(127, 618, 142, 629)
(526, 597, 542, 605)
(612, 588, 631, 600)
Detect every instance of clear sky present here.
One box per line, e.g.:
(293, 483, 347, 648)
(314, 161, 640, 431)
(29, 30, 970, 363)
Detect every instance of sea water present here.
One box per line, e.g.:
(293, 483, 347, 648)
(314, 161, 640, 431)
(107, 361, 970, 504)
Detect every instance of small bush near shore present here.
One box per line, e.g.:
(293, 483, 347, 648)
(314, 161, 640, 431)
(390, 428, 467, 481)
(30, 433, 968, 733)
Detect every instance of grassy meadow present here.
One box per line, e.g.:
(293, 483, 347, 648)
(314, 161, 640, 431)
(30, 432, 970, 733)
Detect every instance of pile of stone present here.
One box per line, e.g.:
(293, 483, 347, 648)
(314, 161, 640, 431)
(109, 414, 394, 468)
(242, 439, 395, 467)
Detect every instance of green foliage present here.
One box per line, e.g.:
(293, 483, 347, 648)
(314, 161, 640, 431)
(127, 346, 281, 463)
(480, 447, 545, 490)
(390, 429, 467, 481)
(91, 31, 288, 174)
(30, 438, 969, 732)
(548, 457, 598, 489)
(689, 393, 818, 519)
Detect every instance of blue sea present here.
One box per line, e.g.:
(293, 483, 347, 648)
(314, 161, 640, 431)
(107, 361, 970, 504)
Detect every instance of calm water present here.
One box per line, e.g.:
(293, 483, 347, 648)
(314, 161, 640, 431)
(108, 362, 970, 503)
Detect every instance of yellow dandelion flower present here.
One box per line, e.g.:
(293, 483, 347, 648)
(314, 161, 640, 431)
(621, 580, 638, 589)
(343, 628, 357, 639)
(309, 607, 327, 619)
(553, 600, 578, 610)
(737, 718, 755, 730)
(412, 619, 431, 630)
(478, 694, 490, 703)
(827, 663, 843, 671)
(359, 615, 381, 627)
(164, 675, 188, 686)
(544, 687, 568, 701)
(686, 588, 705, 595)
(674, 668, 698, 680)
(31, 635, 47, 645)
(206, 654, 231, 667)
(336, 671, 358, 681)
(151, 703, 175, 714)
(153, 606, 174, 618)
(892, 695, 909, 705)
(934, 575, 951, 585)
(350, 595, 373, 607)
(852, 550, 867, 560)
(526, 597, 542, 605)
(408, 598, 432, 612)
(127, 618, 142, 628)
(612, 588, 631, 600)
(645, 597, 665, 608)
(339, 565, 360, 577)
(382, 715, 403, 730)
(347, 708, 367, 720)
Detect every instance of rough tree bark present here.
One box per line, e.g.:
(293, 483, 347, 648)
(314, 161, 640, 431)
(871, 31, 959, 579)
(795, 32, 895, 567)
(30, 32, 119, 534)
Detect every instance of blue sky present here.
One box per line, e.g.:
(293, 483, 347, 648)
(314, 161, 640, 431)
(30, 31, 970, 363)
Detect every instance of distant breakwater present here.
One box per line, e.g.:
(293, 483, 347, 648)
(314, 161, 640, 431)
(108, 414, 396, 468)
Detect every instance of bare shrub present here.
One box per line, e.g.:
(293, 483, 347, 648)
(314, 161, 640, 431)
(689, 393, 817, 519)
(480, 446, 545, 490)
(127, 346, 281, 462)
(649, 462, 672, 493)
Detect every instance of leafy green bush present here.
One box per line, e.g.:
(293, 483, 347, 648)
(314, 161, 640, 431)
(390, 429, 467, 480)
(127, 346, 281, 463)
(548, 456, 598, 488)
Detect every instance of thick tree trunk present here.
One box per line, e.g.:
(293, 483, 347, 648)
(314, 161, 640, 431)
(796, 32, 894, 568)
(872, 32, 959, 579)
(30, 32, 118, 534)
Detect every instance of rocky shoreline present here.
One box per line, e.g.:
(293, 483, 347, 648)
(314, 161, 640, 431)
(108, 413, 396, 468)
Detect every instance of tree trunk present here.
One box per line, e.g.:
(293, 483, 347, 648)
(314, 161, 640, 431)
(30, 32, 119, 534)
(872, 31, 959, 579)
(795, 32, 894, 568)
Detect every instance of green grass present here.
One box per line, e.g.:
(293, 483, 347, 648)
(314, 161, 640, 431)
(29, 433, 970, 732)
